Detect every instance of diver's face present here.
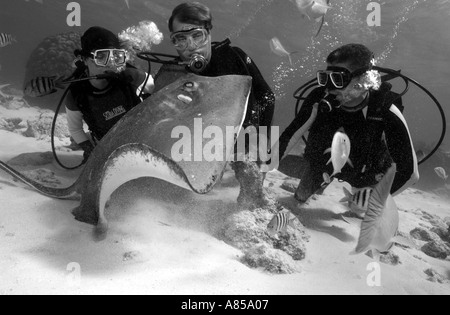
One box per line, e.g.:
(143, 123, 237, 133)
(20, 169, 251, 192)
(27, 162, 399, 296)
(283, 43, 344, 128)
(327, 62, 369, 108)
(85, 54, 122, 77)
(171, 19, 212, 63)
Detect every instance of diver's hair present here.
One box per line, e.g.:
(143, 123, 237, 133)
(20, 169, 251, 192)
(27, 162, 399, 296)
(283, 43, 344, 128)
(75, 26, 123, 57)
(168, 2, 213, 32)
(327, 44, 374, 72)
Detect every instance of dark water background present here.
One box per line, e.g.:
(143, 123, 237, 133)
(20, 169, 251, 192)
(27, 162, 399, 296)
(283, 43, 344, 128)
(1, 0, 450, 188)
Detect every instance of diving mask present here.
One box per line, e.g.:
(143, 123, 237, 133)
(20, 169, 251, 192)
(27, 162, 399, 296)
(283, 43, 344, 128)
(317, 66, 369, 90)
(170, 28, 209, 51)
(90, 49, 127, 67)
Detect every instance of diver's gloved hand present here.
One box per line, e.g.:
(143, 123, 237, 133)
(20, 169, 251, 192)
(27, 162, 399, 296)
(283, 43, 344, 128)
(79, 140, 95, 163)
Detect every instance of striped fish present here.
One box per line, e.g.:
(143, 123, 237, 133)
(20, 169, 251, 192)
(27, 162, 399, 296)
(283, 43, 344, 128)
(0, 33, 17, 48)
(24, 76, 65, 97)
(340, 187, 373, 218)
(267, 209, 298, 236)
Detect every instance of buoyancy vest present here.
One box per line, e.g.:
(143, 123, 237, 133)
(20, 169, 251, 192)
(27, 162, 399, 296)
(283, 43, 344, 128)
(69, 72, 141, 141)
(338, 82, 404, 187)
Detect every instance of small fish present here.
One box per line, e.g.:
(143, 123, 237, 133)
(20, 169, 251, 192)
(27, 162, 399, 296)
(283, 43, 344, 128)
(434, 167, 448, 181)
(340, 187, 373, 218)
(124, 0, 130, 9)
(24, 76, 65, 97)
(344, 164, 414, 257)
(0, 33, 17, 48)
(324, 128, 353, 177)
(267, 209, 298, 236)
(269, 37, 299, 66)
(291, 0, 332, 36)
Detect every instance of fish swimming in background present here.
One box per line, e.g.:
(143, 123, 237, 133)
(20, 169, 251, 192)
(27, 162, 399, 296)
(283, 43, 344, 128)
(124, 0, 130, 9)
(24, 76, 66, 98)
(344, 164, 415, 257)
(340, 187, 373, 218)
(434, 167, 448, 181)
(291, 0, 331, 37)
(324, 128, 353, 177)
(269, 37, 299, 66)
(0, 33, 17, 48)
(267, 209, 298, 236)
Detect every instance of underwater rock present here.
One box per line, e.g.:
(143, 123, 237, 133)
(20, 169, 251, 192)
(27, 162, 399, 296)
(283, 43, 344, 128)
(379, 252, 402, 266)
(424, 268, 448, 284)
(430, 226, 449, 242)
(281, 178, 300, 193)
(0, 118, 27, 133)
(444, 217, 450, 227)
(24, 32, 81, 110)
(7, 152, 54, 167)
(421, 241, 450, 260)
(222, 207, 309, 274)
(23, 110, 69, 141)
(410, 227, 442, 243)
(242, 244, 301, 274)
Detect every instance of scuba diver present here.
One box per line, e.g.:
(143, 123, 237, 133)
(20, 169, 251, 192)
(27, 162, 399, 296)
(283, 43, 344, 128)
(66, 26, 155, 162)
(276, 43, 420, 207)
(153, 2, 276, 208)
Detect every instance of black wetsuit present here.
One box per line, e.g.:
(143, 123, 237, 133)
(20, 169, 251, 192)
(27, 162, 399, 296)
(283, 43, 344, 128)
(278, 83, 418, 196)
(154, 40, 275, 130)
(68, 67, 145, 141)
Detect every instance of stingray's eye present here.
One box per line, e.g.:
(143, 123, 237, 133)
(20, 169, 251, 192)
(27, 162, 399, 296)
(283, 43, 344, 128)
(185, 82, 194, 88)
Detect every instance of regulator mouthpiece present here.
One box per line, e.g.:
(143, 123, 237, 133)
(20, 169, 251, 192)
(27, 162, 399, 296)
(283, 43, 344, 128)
(319, 92, 340, 113)
(187, 54, 208, 73)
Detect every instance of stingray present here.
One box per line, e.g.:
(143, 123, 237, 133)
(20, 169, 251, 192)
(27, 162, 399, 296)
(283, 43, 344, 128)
(0, 74, 252, 239)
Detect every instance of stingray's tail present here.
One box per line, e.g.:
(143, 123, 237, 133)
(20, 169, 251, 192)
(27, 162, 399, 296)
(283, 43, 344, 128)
(0, 161, 80, 200)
